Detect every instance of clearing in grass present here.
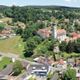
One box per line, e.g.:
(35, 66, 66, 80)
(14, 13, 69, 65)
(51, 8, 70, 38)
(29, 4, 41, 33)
(0, 36, 24, 54)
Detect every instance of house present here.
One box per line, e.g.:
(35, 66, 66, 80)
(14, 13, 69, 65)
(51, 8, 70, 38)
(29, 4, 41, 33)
(37, 28, 51, 39)
(74, 67, 80, 80)
(71, 32, 80, 40)
(0, 27, 16, 39)
(67, 58, 75, 67)
(1, 27, 12, 34)
(76, 73, 80, 80)
(27, 64, 49, 77)
(33, 56, 54, 65)
(56, 29, 66, 41)
(37, 23, 66, 41)
(57, 59, 67, 69)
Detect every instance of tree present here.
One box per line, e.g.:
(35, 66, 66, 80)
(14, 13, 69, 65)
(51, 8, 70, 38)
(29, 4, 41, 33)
(77, 38, 80, 44)
(24, 36, 42, 57)
(24, 49, 33, 57)
(12, 61, 23, 76)
(66, 41, 75, 53)
(0, 23, 4, 32)
(74, 39, 80, 53)
(24, 38, 36, 57)
(63, 69, 76, 80)
(22, 22, 44, 41)
(15, 27, 23, 35)
(59, 41, 67, 52)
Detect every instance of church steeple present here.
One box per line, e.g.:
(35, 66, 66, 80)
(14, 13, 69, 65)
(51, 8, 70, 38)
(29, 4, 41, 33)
(71, 20, 75, 32)
(51, 22, 57, 39)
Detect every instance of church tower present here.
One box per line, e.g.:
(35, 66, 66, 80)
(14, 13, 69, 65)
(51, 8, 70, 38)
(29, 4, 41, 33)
(51, 23, 57, 39)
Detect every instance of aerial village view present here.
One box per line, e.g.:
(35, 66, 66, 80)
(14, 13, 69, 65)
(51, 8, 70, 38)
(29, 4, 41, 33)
(0, 0, 80, 80)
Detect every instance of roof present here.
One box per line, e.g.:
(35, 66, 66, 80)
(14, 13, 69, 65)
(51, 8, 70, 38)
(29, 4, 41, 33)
(33, 56, 54, 65)
(29, 64, 48, 70)
(37, 28, 66, 38)
(27, 64, 49, 74)
(71, 32, 80, 39)
(65, 32, 80, 42)
(33, 57, 40, 61)
(76, 73, 80, 77)
(37, 28, 51, 38)
(57, 29, 66, 36)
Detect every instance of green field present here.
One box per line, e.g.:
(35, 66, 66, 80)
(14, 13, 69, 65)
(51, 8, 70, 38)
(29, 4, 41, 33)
(0, 36, 24, 54)
(0, 57, 11, 70)
(61, 52, 80, 59)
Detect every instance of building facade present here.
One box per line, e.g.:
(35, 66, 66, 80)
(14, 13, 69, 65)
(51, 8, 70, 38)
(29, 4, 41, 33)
(37, 23, 67, 41)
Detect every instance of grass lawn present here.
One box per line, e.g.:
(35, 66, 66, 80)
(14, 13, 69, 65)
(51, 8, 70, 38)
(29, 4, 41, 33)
(61, 52, 80, 59)
(0, 57, 11, 70)
(0, 17, 12, 22)
(0, 36, 24, 54)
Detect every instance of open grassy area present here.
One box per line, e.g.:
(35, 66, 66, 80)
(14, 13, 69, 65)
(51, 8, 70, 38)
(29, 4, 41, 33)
(61, 52, 80, 59)
(0, 17, 12, 22)
(0, 57, 11, 70)
(0, 36, 24, 54)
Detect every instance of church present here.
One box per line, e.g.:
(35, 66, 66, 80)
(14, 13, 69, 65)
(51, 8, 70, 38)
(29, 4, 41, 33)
(37, 23, 67, 41)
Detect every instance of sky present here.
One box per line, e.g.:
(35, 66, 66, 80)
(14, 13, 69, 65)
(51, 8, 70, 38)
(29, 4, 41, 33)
(0, 0, 80, 7)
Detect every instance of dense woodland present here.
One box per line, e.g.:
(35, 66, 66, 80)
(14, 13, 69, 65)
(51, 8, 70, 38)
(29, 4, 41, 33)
(0, 6, 79, 31)
(0, 5, 80, 59)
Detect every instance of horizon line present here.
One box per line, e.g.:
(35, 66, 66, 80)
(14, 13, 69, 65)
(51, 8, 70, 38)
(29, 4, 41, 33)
(1, 4, 80, 8)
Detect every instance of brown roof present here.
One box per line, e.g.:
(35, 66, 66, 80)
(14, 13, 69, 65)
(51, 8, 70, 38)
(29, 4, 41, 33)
(37, 28, 51, 38)
(57, 29, 66, 35)
(37, 28, 66, 38)
(71, 32, 80, 39)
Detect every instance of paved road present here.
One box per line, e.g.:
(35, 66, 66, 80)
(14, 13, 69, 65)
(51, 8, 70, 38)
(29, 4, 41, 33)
(0, 52, 19, 58)
(0, 52, 42, 80)
(0, 52, 38, 64)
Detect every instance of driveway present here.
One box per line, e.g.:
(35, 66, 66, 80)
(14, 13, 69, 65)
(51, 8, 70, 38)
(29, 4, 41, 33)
(0, 52, 39, 64)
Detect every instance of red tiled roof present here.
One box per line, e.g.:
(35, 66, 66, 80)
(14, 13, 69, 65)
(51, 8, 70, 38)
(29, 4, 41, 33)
(38, 28, 51, 34)
(37, 28, 66, 38)
(37, 28, 51, 38)
(57, 29, 66, 34)
(71, 32, 80, 39)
